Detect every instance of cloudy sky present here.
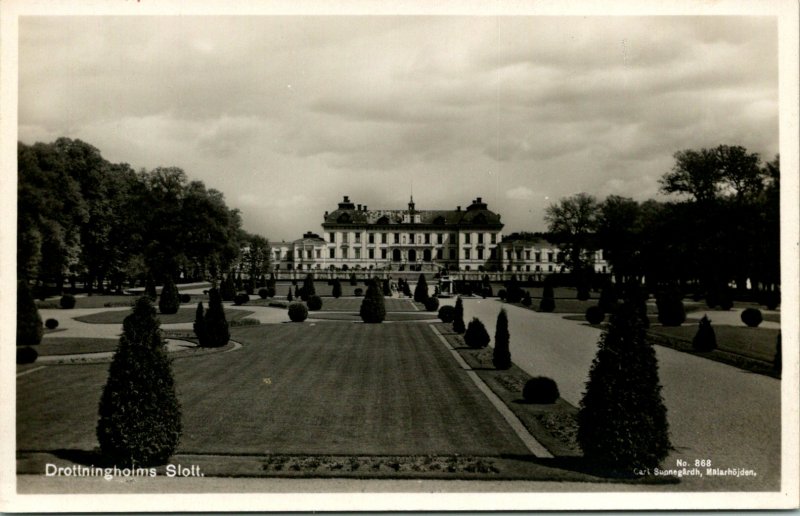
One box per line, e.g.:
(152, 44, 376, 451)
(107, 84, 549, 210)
(19, 15, 778, 241)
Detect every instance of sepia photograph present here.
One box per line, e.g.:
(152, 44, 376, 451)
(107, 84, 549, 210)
(1, 0, 798, 512)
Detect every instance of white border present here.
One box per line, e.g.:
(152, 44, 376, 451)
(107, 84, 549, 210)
(1, 0, 798, 512)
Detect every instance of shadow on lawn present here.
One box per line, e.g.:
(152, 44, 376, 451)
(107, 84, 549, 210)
(50, 448, 112, 467)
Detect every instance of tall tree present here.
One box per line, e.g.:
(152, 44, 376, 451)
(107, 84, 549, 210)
(544, 193, 599, 275)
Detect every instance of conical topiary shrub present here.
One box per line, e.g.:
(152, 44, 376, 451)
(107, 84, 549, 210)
(414, 274, 429, 303)
(464, 317, 490, 348)
(287, 287, 293, 302)
(17, 280, 43, 346)
(332, 278, 342, 299)
(193, 302, 208, 347)
(158, 275, 180, 315)
(692, 315, 716, 352)
(204, 288, 230, 347)
(578, 301, 671, 476)
(145, 276, 157, 301)
(301, 274, 315, 301)
(383, 278, 392, 297)
(493, 309, 511, 369)
(539, 284, 555, 313)
(220, 274, 236, 302)
(452, 296, 466, 334)
(359, 279, 386, 323)
(96, 297, 181, 467)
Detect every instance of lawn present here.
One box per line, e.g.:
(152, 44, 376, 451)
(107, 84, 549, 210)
(17, 322, 529, 457)
(74, 307, 254, 325)
(648, 324, 780, 364)
(35, 338, 119, 356)
(309, 312, 437, 322)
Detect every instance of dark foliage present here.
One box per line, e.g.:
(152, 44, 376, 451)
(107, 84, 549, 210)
(158, 276, 180, 315)
(233, 293, 250, 306)
(656, 292, 686, 327)
(464, 317, 490, 348)
(452, 296, 466, 334)
(45, 318, 59, 329)
(307, 295, 323, 311)
(97, 297, 181, 467)
(438, 305, 455, 323)
(287, 288, 293, 302)
(585, 306, 605, 325)
(493, 309, 511, 369)
(523, 377, 559, 404)
(145, 277, 157, 301)
(349, 273, 358, 286)
(692, 315, 717, 352)
(359, 279, 386, 323)
(424, 297, 440, 312)
(521, 291, 532, 307)
(258, 288, 269, 299)
(354, 288, 363, 297)
(17, 346, 39, 364)
(598, 282, 618, 313)
(204, 288, 230, 348)
(193, 302, 208, 347)
(578, 302, 671, 474)
(220, 275, 236, 302)
(506, 275, 523, 303)
(774, 332, 782, 373)
(762, 290, 780, 310)
(60, 294, 76, 309)
(414, 274, 429, 303)
(288, 302, 308, 322)
(179, 293, 190, 303)
(382, 278, 391, 297)
(483, 285, 493, 298)
(497, 289, 507, 301)
(741, 308, 763, 328)
(332, 279, 342, 299)
(576, 283, 591, 301)
(267, 286, 276, 298)
(17, 280, 43, 346)
(539, 287, 555, 313)
(301, 274, 315, 301)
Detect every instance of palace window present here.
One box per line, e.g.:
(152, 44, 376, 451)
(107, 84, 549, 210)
(477, 249, 484, 260)
(437, 233, 443, 244)
(355, 233, 361, 243)
(355, 248, 361, 259)
(464, 249, 471, 260)
(329, 248, 335, 259)
(381, 233, 387, 244)
(516, 250, 522, 260)
(368, 233, 374, 244)
(381, 249, 387, 259)
(450, 249, 456, 260)
(329, 233, 335, 243)
(342, 233, 349, 243)
(478, 233, 484, 244)
(394, 233, 400, 244)
(436, 249, 443, 260)
(506, 250, 512, 260)
(547, 252, 554, 262)
(342, 248, 349, 259)
(491, 233, 496, 244)
(464, 233, 471, 244)
(535, 252, 541, 262)
(525, 250, 531, 260)
(369, 249, 374, 259)
(425, 233, 430, 244)
(316, 250, 321, 259)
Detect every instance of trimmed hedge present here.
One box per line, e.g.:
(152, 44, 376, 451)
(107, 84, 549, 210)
(17, 346, 39, 364)
(585, 306, 605, 325)
(307, 295, 323, 311)
(497, 289, 507, 301)
(741, 308, 763, 328)
(493, 309, 511, 370)
(288, 302, 308, 322)
(692, 315, 717, 352)
(424, 297, 440, 312)
(258, 288, 269, 299)
(45, 318, 59, 329)
(438, 305, 455, 323)
(354, 288, 363, 297)
(179, 293, 191, 304)
(523, 377, 559, 404)
(233, 293, 250, 306)
(60, 294, 76, 309)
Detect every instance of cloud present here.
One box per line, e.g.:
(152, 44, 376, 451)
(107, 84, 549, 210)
(506, 186, 535, 201)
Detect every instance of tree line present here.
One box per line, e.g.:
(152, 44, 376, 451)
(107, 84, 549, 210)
(18, 137, 270, 294)
(545, 145, 780, 298)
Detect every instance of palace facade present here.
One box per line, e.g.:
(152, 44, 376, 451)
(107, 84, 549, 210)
(267, 195, 607, 276)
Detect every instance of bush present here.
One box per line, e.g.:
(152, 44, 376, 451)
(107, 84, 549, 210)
(45, 318, 59, 329)
(521, 291, 532, 307)
(585, 306, 605, 325)
(258, 288, 269, 299)
(762, 290, 780, 310)
(692, 315, 717, 352)
(179, 293, 191, 304)
(204, 288, 230, 348)
(464, 318, 490, 348)
(301, 274, 316, 301)
(539, 297, 555, 313)
(233, 293, 250, 306)
(414, 274, 429, 303)
(498, 289, 507, 301)
(288, 302, 309, 322)
(307, 295, 323, 311)
(424, 297, 439, 312)
(220, 275, 236, 302)
(354, 288, 363, 297)
(287, 288, 294, 302)
(438, 305, 455, 323)
(493, 309, 511, 370)
(483, 285, 493, 298)
(158, 276, 181, 314)
(523, 377, 559, 404)
(578, 302, 671, 474)
(60, 294, 76, 309)
(193, 302, 208, 347)
(359, 279, 386, 323)
(774, 332, 782, 373)
(97, 297, 181, 467)
(229, 317, 260, 327)
(598, 282, 618, 313)
(576, 284, 591, 301)
(145, 277, 157, 301)
(17, 346, 39, 364)
(17, 280, 43, 346)
(267, 287, 276, 298)
(382, 279, 392, 297)
(656, 295, 685, 327)
(452, 296, 466, 334)
(332, 279, 342, 299)
(349, 273, 358, 286)
(245, 284, 254, 295)
(740, 307, 763, 328)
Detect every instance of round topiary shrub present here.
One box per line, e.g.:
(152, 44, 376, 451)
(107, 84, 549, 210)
(762, 290, 780, 310)
(17, 346, 38, 364)
(45, 318, 59, 329)
(233, 293, 250, 306)
(539, 297, 555, 313)
(719, 295, 734, 311)
(158, 276, 181, 315)
(424, 297, 439, 312)
(438, 305, 455, 323)
(60, 294, 76, 309)
(354, 288, 363, 297)
(523, 377, 559, 404)
(288, 302, 308, 322)
(307, 295, 323, 311)
(585, 306, 604, 325)
(464, 318, 490, 348)
(741, 308, 763, 328)
(267, 287, 276, 298)
(497, 289, 507, 301)
(179, 293, 191, 303)
(258, 288, 269, 299)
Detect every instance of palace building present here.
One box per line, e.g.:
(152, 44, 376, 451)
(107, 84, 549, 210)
(267, 195, 607, 275)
